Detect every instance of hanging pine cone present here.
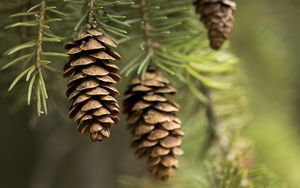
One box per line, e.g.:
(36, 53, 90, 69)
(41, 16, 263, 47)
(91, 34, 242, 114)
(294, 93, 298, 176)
(124, 68, 184, 180)
(64, 28, 121, 142)
(194, 0, 236, 50)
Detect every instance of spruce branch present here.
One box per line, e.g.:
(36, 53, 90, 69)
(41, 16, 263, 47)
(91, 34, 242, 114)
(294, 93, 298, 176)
(200, 84, 228, 154)
(121, 0, 197, 78)
(198, 72, 250, 156)
(192, 66, 255, 187)
(35, 0, 48, 116)
(196, 65, 251, 155)
(69, 0, 133, 40)
(2, 0, 65, 116)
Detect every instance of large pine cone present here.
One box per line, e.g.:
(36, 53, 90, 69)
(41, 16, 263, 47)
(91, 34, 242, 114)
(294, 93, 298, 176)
(194, 0, 236, 50)
(64, 28, 121, 142)
(124, 68, 184, 180)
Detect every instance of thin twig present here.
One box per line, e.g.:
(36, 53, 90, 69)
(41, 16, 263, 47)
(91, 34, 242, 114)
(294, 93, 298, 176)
(204, 88, 219, 140)
(200, 84, 230, 155)
(35, 0, 46, 72)
(140, 0, 154, 54)
(88, 0, 95, 17)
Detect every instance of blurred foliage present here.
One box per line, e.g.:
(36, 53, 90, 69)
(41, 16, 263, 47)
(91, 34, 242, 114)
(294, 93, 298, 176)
(231, 1, 300, 187)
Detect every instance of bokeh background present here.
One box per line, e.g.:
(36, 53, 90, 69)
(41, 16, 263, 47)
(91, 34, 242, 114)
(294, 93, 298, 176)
(0, 0, 300, 187)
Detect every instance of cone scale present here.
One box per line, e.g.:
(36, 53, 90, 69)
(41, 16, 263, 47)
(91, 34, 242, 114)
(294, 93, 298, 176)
(124, 68, 184, 180)
(64, 28, 121, 142)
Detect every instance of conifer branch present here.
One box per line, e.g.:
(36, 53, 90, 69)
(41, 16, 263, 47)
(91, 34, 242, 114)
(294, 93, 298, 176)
(71, 0, 132, 39)
(3, 0, 65, 116)
(121, 0, 194, 77)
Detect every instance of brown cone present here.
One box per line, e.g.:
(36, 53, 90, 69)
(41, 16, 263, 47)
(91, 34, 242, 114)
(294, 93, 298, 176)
(124, 68, 184, 180)
(194, 0, 236, 50)
(64, 28, 121, 142)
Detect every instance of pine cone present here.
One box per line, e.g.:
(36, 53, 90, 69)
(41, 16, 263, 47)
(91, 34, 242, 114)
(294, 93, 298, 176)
(64, 28, 121, 142)
(194, 0, 236, 50)
(124, 68, 184, 180)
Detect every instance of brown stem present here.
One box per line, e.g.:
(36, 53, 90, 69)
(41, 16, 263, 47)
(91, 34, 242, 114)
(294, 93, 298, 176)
(201, 85, 229, 154)
(88, 0, 95, 17)
(35, 0, 46, 72)
(140, 0, 154, 54)
(202, 86, 218, 141)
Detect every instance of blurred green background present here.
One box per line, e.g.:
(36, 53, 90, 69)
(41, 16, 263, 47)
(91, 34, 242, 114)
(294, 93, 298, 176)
(0, 0, 300, 187)
(232, 0, 300, 186)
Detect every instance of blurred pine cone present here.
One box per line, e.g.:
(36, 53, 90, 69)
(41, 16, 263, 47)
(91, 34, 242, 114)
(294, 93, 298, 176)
(124, 68, 184, 180)
(64, 28, 121, 142)
(194, 0, 236, 50)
